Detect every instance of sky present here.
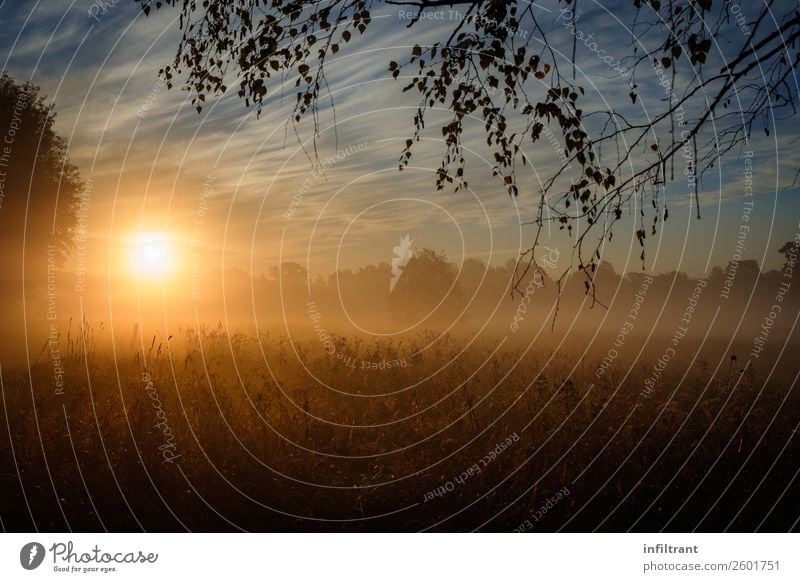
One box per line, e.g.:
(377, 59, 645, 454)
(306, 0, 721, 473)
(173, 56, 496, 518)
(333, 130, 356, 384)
(1, 0, 798, 291)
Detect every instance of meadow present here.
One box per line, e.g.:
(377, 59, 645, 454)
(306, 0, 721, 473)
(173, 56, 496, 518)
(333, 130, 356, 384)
(1, 318, 797, 532)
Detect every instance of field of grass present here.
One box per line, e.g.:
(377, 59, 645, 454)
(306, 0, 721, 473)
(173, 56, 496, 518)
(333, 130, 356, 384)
(1, 323, 798, 532)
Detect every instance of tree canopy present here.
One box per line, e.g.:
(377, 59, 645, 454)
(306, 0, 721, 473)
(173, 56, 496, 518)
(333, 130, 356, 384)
(0, 73, 81, 290)
(138, 0, 800, 298)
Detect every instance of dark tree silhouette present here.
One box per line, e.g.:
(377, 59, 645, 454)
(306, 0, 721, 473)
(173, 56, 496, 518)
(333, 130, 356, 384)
(388, 247, 464, 322)
(138, 0, 799, 297)
(0, 73, 81, 292)
(778, 238, 799, 271)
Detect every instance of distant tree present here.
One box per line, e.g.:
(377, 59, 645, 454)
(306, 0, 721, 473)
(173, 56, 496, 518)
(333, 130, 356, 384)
(269, 261, 309, 284)
(388, 247, 463, 323)
(737, 259, 761, 284)
(709, 264, 725, 283)
(0, 73, 81, 290)
(459, 257, 487, 295)
(139, 0, 800, 297)
(778, 239, 799, 271)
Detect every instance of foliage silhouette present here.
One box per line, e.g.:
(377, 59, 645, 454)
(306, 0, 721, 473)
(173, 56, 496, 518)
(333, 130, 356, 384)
(0, 73, 82, 290)
(138, 0, 799, 296)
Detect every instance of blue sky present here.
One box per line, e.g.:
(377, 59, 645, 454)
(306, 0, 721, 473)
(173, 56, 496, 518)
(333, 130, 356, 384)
(1, 0, 798, 280)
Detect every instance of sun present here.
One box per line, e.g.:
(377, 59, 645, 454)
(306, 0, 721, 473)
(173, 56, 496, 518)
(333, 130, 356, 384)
(131, 232, 176, 279)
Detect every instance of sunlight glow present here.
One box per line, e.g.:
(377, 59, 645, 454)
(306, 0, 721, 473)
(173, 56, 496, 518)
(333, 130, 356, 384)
(132, 232, 176, 280)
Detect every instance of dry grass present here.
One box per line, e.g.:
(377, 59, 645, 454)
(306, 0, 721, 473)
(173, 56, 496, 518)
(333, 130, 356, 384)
(1, 323, 798, 532)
